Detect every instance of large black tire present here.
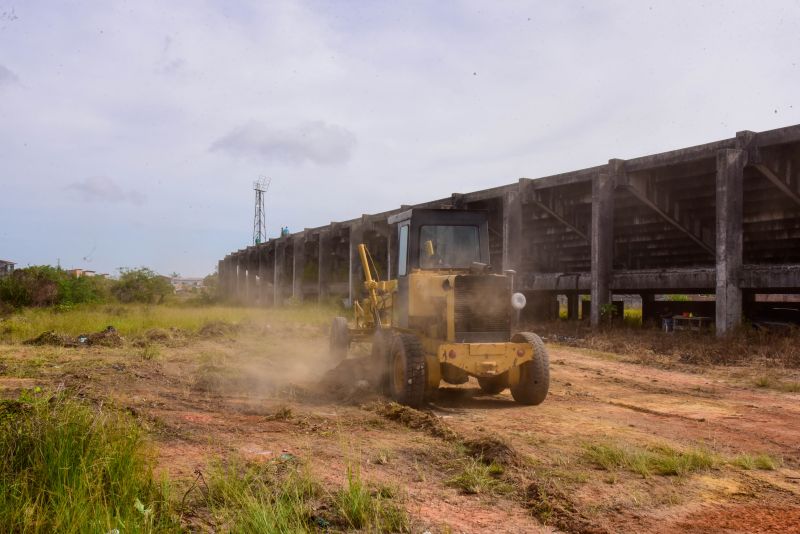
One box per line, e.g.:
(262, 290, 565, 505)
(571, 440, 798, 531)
(509, 332, 550, 405)
(387, 333, 426, 408)
(329, 317, 350, 361)
(477, 374, 508, 395)
(370, 328, 391, 390)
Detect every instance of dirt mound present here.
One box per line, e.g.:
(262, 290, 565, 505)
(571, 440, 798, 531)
(316, 357, 382, 404)
(23, 330, 76, 347)
(525, 479, 608, 534)
(24, 326, 123, 348)
(463, 436, 521, 467)
(145, 328, 171, 342)
(373, 401, 459, 441)
(80, 326, 123, 347)
(198, 321, 239, 338)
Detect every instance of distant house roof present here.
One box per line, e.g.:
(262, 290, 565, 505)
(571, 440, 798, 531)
(0, 259, 15, 265)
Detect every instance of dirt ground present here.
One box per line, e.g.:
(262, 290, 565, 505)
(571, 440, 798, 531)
(1, 319, 799, 533)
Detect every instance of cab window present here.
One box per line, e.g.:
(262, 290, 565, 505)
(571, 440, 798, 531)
(419, 225, 480, 269)
(397, 224, 409, 276)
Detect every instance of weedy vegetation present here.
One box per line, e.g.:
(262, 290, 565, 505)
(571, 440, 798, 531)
(0, 389, 178, 533)
(0, 302, 339, 343)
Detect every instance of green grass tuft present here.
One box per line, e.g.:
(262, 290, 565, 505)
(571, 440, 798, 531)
(334, 464, 408, 532)
(447, 457, 512, 495)
(207, 458, 318, 534)
(731, 453, 778, 471)
(584, 442, 719, 478)
(0, 389, 178, 532)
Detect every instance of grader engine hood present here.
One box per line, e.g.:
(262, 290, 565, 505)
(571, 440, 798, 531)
(406, 271, 512, 343)
(453, 274, 511, 342)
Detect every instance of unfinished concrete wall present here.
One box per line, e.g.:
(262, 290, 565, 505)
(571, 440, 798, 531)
(219, 124, 800, 335)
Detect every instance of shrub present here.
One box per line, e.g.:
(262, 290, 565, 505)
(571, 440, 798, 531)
(112, 267, 174, 304)
(0, 266, 111, 308)
(0, 266, 61, 307)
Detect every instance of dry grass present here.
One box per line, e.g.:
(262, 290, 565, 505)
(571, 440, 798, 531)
(0, 303, 339, 344)
(537, 321, 800, 367)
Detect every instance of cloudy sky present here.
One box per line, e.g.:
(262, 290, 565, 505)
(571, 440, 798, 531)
(1, 1, 798, 276)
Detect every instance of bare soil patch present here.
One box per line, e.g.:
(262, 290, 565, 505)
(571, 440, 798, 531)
(2, 316, 800, 532)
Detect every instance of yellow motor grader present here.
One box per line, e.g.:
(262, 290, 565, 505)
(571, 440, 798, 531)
(329, 208, 549, 408)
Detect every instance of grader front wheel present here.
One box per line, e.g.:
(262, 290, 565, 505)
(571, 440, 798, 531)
(509, 332, 550, 405)
(388, 333, 426, 408)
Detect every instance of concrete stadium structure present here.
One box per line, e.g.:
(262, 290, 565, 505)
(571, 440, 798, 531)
(218, 124, 800, 335)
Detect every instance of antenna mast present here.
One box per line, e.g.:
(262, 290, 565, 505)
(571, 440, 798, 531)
(253, 177, 271, 245)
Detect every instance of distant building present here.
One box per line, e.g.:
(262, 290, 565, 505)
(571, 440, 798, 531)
(170, 277, 204, 292)
(0, 259, 15, 277)
(67, 269, 97, 278)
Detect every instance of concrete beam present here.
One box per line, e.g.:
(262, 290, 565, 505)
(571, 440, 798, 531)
(753, 163, 800, 207)
(590, 164, 616, 326)
(715, 148, 746, 335)
(528, 190, 589, 243)
(618, 169, 715, 256)
(520, 265, 800, 293)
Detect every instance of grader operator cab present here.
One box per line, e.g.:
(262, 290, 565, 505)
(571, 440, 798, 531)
(329, 208, 549, 408)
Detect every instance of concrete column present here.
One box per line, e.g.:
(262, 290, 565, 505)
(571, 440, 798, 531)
(716, 148, 746, 336)
(641, 293, 655, 325)
(502, 188, 523, 281)
(590, 161, 619, 326)
(567, 292, 579, 320)
(246, 253, 258, 305)
(274, 240, 286, 306)
(349, 224, 364, 307)
(256, 246, 270, 307)
(318, 230, 331, 302)
(223, 257, 235, 301)
(217, 259, 225, 300)
(292, 234, 306, 301)
(236, 257, 247, 304)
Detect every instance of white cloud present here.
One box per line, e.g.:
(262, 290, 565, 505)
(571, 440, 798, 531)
(0, 64, 18, 86)
(0, 0, 798, 276)
(210, 120, 357, 166)
(65, 176, 146, 206)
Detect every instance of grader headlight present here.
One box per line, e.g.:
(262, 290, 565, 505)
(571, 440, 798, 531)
(511, 292, 527, 311)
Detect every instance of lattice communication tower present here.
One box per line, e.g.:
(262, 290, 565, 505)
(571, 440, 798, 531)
(253, 177, 271, 245)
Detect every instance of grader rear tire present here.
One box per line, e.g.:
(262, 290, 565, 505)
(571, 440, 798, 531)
(477, 374, 508, 395)
(329, 317, 349, 361)
(509, 332, 550, 405)
(388, 333, 426, 408)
